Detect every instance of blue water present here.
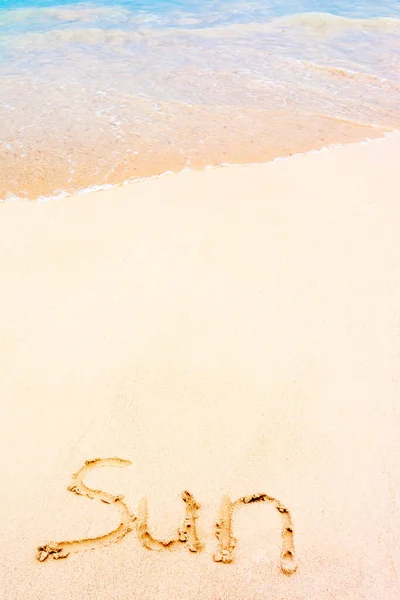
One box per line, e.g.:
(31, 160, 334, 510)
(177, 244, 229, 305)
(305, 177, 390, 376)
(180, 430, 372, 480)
(2, 0, 400, 18)
(1, 0, 400, 199)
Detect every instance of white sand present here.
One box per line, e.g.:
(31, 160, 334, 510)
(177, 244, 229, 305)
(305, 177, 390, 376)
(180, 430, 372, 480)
(1, 134, 400, 599)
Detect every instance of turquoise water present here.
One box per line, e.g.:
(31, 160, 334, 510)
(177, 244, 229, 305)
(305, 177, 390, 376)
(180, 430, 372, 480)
(1, 0, 400, 199)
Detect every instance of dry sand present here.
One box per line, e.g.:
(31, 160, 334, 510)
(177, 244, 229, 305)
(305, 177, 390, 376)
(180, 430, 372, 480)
(1, 134, 400, 599)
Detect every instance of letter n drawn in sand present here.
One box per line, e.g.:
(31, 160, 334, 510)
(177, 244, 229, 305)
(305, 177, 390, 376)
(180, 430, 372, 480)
(136, 490, 203, 553)
(37, 457, 135, 561)
(213, 493, 298, 575)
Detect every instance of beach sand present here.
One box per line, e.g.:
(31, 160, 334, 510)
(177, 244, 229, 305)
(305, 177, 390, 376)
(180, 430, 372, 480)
(1, 134, 400, 599)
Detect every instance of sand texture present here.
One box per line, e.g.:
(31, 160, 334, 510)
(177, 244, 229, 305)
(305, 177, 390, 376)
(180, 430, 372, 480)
(1, 135, 400, 599)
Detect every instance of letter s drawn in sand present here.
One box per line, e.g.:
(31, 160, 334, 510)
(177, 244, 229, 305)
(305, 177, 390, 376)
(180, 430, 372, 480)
(37, 457, 135, 562)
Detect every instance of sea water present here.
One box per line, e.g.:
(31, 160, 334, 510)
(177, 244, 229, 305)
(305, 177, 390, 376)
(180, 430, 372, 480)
(1, 0, 400, 199)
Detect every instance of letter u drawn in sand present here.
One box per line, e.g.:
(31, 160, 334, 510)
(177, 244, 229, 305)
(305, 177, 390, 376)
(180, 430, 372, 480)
(136, 490, 203, 553)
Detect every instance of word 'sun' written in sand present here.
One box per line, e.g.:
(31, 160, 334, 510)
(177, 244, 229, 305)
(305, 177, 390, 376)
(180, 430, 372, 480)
(37, 458, 298, 576)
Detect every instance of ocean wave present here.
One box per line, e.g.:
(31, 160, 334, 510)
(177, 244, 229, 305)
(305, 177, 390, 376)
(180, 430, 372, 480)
(2, 5, 400, 34)
(4, 17, 400, 52)
(0, 4, 131, 24)
(271, 12, 400, 35)
(7, 27, 143, 48)
(3, 11, 400, 52)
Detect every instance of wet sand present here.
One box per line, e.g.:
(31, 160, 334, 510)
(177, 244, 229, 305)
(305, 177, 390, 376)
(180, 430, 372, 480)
(1, 134, 400, 599)
(0, 99, 391, 201)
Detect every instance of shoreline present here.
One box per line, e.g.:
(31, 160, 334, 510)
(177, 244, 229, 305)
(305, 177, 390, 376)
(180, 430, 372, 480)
(2, 125, 395, 203)
(1, 132, 400, 599)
